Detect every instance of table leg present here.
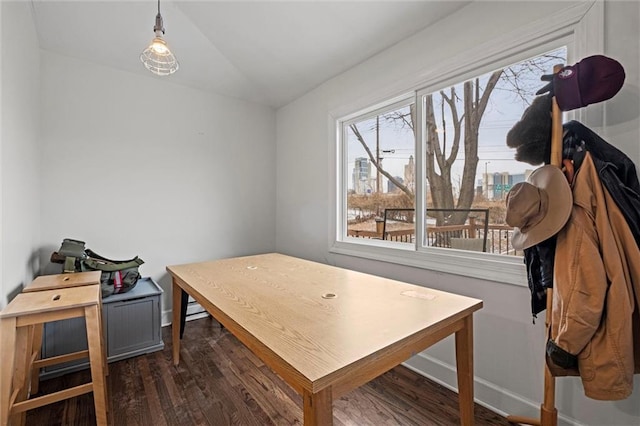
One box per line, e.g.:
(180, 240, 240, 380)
(303, 387, 333, 426)
(180, 289, 188, 338)
(455, 315, 475, 426)
(172, 279, 182, 366)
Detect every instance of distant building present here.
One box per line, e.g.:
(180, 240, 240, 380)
(353, 155, 416, 195)
(482, 170, 532, 200)
(388, 176, 404, 193)
(404, 155, 415, 192)
(352, 157, 374, 194)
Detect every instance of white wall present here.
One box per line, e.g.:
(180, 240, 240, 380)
(0, 2, 42, 308)
(275, 1, 640, 425)
(39, 51, 277, 318)
(602, 0, 640, 162)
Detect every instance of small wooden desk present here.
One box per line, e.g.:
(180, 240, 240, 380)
(167, 253, 482, 425)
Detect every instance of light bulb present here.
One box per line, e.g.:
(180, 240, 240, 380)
(150, 37, 169, 55)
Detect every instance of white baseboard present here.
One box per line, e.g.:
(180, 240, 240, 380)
(402, 352, 580, 426)
(161, 303, 208, 327)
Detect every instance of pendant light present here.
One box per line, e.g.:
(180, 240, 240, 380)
(140, 0, 179, 76)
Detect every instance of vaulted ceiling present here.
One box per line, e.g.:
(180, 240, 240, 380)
(30, 1, 471, 108)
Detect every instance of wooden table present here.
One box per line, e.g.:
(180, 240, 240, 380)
(167, 253, 483, 425)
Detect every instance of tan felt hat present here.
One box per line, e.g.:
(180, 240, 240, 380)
(506, 165, 573, 250)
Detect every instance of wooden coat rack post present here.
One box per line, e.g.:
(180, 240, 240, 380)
(506, 64, 564, 426)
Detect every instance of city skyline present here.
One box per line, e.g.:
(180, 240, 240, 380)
(346, 46, 567, 194)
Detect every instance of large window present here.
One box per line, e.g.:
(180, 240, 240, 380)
(331, 1, 602, 285)
(336, 47, 568, 278)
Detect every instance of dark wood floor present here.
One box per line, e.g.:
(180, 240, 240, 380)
(26, 317, 511, 425)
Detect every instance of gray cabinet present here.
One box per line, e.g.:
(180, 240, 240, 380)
(41, 277, 164, 379)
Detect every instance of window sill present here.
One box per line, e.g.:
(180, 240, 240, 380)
(329, 240, 528, 286)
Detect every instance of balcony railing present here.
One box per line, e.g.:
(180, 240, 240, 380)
(346, 208, 522, 256)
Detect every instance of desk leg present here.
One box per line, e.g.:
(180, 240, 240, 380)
(172, 279, 182, 366)
(303, 387, 333, 426)
(180, 289, 189, 338)
(455, 315, 475, 426)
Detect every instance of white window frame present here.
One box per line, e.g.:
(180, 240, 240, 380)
(330, 1, 603, 286)
(337, 93, 416, 249)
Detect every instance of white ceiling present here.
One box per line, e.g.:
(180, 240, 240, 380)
(30, 1, 471, 108)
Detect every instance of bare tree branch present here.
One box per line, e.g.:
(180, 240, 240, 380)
(347, 49, 565, 228)
(349, 123, 414, 198)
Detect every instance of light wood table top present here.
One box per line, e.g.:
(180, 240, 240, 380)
(167, 253, 482, 425)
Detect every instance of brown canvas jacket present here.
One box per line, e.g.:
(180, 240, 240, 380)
(550, 152, 640, 400)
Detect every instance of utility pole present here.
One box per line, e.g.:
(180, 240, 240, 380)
(376, 116, 381, 193)
(484, 161, 491, 199)
(374, 115, 396, 194)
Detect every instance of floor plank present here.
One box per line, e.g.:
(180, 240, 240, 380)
(26, 317, 511, 425)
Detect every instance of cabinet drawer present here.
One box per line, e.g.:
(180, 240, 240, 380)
(105, 295, 161, 359)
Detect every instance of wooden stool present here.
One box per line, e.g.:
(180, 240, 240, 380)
(22, 271, 106, 395)
(24, 271, 101, 292)
(0, 285, 108, 426)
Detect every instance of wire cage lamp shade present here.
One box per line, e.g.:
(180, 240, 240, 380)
(140, 0, 179, 76)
